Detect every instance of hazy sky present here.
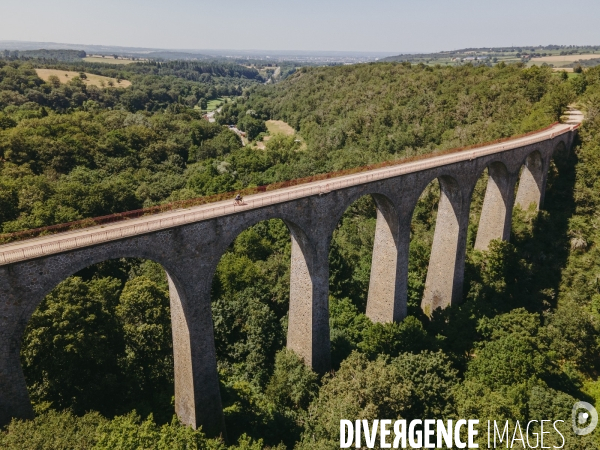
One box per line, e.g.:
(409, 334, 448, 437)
(1, 0, 599, 53)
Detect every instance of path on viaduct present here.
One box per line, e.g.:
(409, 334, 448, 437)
(0, 112, 582, 437)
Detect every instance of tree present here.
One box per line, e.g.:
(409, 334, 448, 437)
(3, 57, 596, 444)
(237, 114, 266, 141)
(298, 352, 413, 449)
(21, 277, 123, 415)
(391, 351, 459, 419)
(358, 316, 431, 358)
(47, 74, 61, 88)
(0, 112, 16, 130)
(0, 409, 268, 450)
(465, 324, 547, 390)
(265, 349, 318, 412)
(540, 82, 576, 120)
(116, 276, 174, 416)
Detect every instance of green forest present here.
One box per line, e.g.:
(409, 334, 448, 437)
(0, 57, 598, 449)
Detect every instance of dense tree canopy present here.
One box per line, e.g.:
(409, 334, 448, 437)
(218, 63, 570, 172)
(2, 57, 599, 449)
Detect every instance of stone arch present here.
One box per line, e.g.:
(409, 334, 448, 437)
(21, 253, 189, 413)
(23, 249, 186, 321)
(327, 191, 403, 323)
(212, 214, 330, 374)
(420, 175, 468, 316)
(319, 185, 400, 239)
(473, 161, 513, 250)
(0, 239, 224, 436)
(216, 213, 304, 255)
(515, 150, 545, 211)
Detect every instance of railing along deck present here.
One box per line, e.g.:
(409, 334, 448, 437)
(0, 122, 578, 265)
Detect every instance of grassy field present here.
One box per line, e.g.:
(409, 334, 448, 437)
(265, 120, 295, 136)
(35, 69, 132, 88)
(206, 98, 225, 112)
(552, 70, 581, 79)
(256, 120, 303, 150)
(83, 56, 135, 65)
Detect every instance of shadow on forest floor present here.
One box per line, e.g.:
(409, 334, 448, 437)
(424, 139, 579, 372)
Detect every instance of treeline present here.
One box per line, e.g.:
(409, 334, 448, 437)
(1, 49, 87, 61)
(84, 60, 264, 97)
(125, 60, 263, 82)
(1, 62, 597, 449)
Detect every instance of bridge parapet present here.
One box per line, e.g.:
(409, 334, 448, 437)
(0, 123, 577, 266)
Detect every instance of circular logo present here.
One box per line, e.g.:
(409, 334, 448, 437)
(572, 401, 598, 436)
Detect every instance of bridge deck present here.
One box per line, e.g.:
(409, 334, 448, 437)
(0, 121, 579, 265)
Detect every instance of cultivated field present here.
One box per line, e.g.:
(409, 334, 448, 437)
(35, 69, 132, 88)
(532, 53, 600, 63)
(83, 56, 135, 65)
(383, 46, 600, 68)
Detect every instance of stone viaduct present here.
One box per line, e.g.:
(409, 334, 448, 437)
(0, 121, 579, 437)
